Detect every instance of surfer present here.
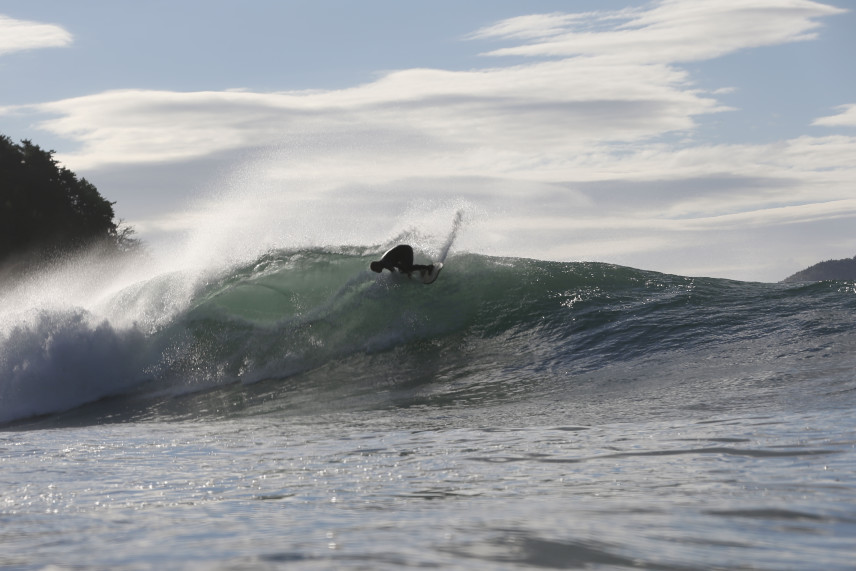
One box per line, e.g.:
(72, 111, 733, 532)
(370, 244, 434, 277)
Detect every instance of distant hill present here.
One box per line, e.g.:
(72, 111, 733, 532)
(782, 255, 856, 283)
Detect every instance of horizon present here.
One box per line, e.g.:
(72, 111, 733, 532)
(2, 0, 855, 282)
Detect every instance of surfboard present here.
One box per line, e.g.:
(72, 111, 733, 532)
(420, 263, 443, 284)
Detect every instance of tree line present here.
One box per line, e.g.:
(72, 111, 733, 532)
(782, 255, 856, 282)
(1, 135, 139, 271)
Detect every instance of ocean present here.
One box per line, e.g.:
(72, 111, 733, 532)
(2, 241, 856, 569)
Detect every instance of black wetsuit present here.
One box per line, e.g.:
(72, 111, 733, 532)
(370, 244, 433, 276)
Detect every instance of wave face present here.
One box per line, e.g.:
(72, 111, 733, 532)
(2, 248, 856, 424)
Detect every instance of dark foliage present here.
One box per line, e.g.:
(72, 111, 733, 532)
(1, 135, 139, 268)
(782, 255, 856, 282)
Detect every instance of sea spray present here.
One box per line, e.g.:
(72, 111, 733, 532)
(438, 210, 464, 263)
(0, 310, 152, 423)
(0, 238, 236, 423)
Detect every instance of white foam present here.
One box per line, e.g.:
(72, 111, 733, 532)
(0, 310, 149, 423)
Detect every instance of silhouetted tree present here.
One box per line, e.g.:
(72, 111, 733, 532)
(1, 135, 139, 268)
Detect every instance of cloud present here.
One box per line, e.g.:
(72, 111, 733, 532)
(10, 0, 841, 175)
(14, 56, 722, 172)
(0, 14, 72, 56)
(471, 0, 844, 62)
(813, 103, 856, 127)
(466, 11, 620, 42)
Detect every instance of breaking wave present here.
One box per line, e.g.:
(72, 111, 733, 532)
(2, 246, 855, 425)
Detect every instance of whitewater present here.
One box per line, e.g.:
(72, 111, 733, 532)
(2, 209, 856, 570)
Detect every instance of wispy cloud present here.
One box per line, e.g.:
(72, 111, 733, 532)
(0, 14, 72, 56)
(10, 0, 841, 175)
(813, 103, 856, 127)
(466, 11, 624, 42)
(20, 55, 722, 172)
(471, 0, 845, 62)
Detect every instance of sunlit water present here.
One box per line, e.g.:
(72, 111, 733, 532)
(3, 404, 855, 570)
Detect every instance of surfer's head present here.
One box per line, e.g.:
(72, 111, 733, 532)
(370, 261, 384, 273)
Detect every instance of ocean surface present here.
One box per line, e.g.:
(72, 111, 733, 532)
(2, 245, 855, 570)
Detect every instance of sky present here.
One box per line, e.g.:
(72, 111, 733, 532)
(1, 0, 855, 282)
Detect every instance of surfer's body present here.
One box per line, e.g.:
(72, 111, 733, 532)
(370, 244, 443, 284)
(370, 245, 433, 277)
